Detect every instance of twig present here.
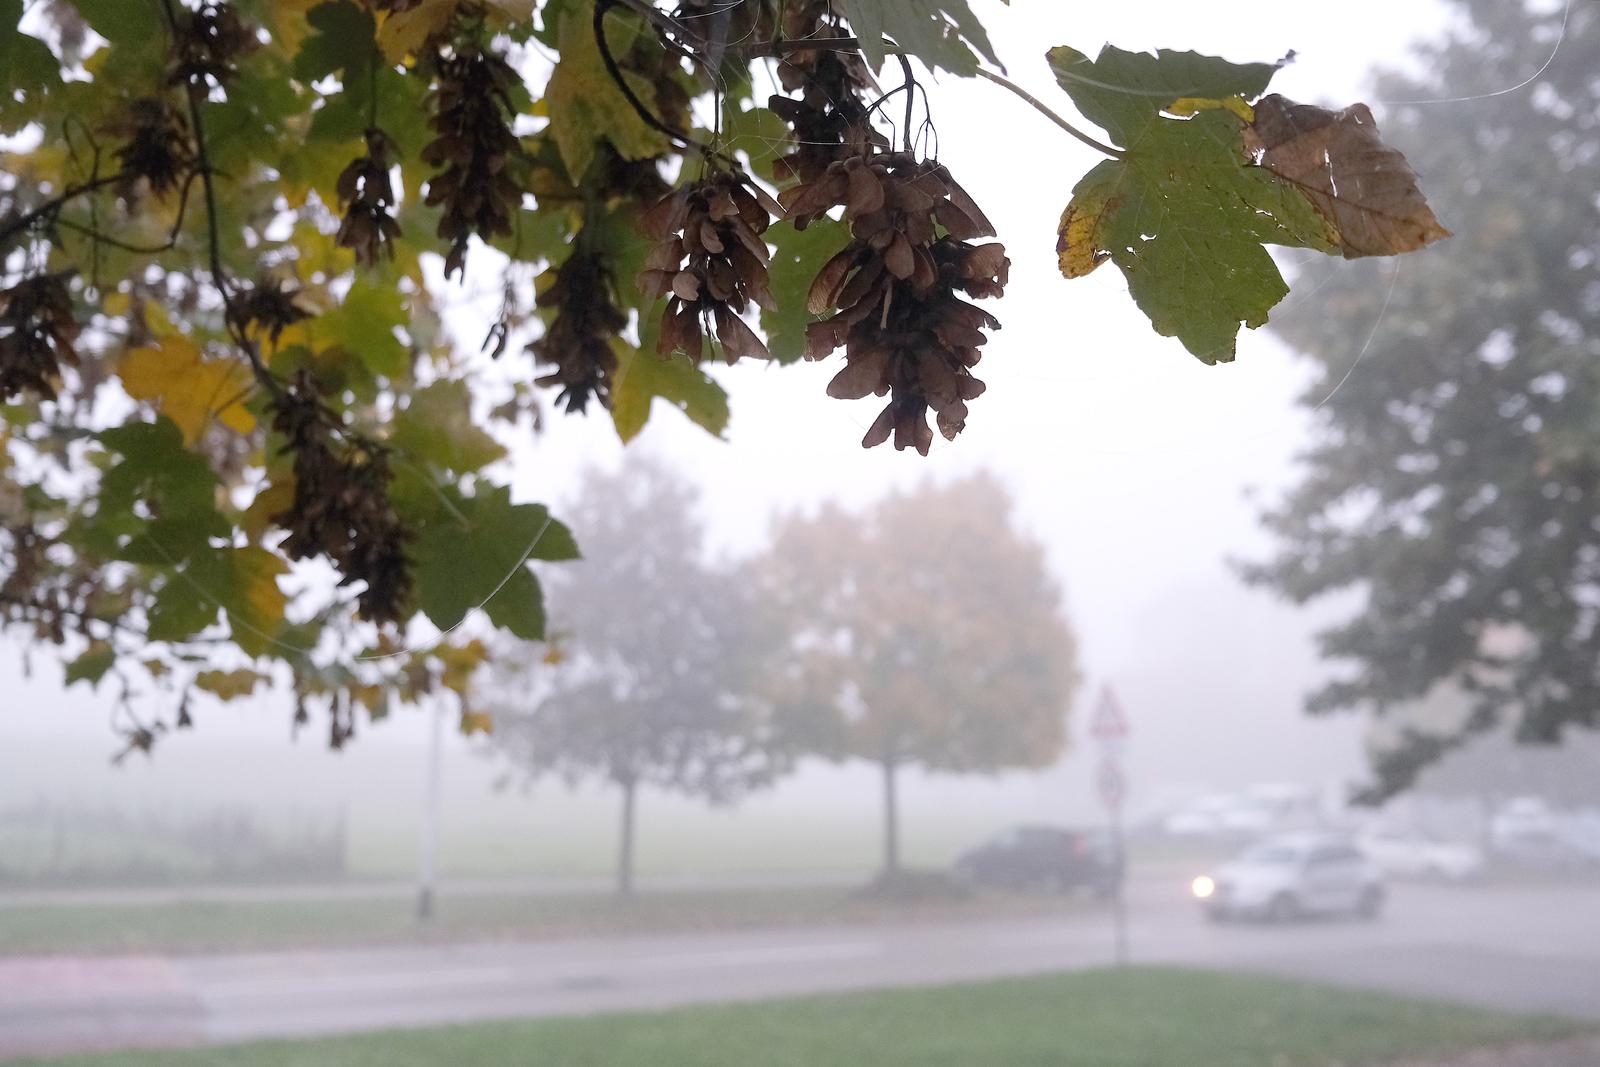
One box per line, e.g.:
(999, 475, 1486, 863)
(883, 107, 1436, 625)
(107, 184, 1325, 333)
(974, 68, 1123, 158)
(49, 170, 202, 256)
(895, 54, 916, 153)
(0, 174, 127, 251)
(764, 34, 1123, 158)
(594, 0, 720, 158)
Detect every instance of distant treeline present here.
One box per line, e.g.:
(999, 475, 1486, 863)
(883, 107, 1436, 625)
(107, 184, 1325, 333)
(0, 800, 346, 887)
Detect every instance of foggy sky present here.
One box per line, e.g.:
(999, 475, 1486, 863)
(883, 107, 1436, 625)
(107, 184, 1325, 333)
(1, 0, 1494, 852)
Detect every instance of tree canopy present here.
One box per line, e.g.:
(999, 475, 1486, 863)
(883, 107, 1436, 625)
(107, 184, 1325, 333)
(487, 457, 785, 893)
(755, 473, 1080, 874)
(1246, 0, 1596, 800)
(0, 0, 1445, 748)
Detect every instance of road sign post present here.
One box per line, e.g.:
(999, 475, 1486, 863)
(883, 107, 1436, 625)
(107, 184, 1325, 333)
(1090, 685, 1130, 966)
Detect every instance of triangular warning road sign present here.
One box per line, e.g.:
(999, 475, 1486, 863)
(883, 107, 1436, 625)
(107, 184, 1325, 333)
(1089, 685, 1129, 740)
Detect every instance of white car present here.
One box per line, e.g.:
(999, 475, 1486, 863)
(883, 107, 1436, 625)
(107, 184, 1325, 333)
(1359, 830, 1485, 882)
(1191, 834, 1386, 922)
(1492, 796, 1557, 845)
(1162, 794, 1235, 837)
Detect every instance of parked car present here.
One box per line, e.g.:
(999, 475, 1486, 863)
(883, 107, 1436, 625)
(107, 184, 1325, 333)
(1490, 797, 1599, 870)
(953, 825, 1123, 895)
(1358, 829, 1484, 882)
(1162, 798, 1228, 838)
(1190, 834, 1385, 922)
(1492, 796, 1557, 845)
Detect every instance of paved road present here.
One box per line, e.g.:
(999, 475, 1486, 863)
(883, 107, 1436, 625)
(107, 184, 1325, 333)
(4, 876, 1600, 1058)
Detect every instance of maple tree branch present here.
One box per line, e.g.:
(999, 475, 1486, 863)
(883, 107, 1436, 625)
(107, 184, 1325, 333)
(896, 55, 917, 153)
(973, 68, 1123, 158)
(762, 35, 1123, 159)
(611, 0, 683, 40)
(0, 173, 127, 252)
(48, 170, 202, 256)
(0, 590, 226, 648)
(158, 0, 284, 406)
(594, 0, 710, 155)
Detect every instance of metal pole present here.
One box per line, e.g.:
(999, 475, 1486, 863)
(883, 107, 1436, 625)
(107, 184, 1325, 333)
(1111, 801, 1128, 966)
(417, 696, 443, 922)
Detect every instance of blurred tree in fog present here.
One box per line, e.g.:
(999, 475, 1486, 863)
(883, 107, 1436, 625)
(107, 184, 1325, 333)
(1247, 0, 1600, 798)
(488, 459, 789, 895)
(756, 474, 1080, 878)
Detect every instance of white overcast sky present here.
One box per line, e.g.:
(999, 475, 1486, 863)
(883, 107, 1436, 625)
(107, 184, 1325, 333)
(7, 0, 1540, 827)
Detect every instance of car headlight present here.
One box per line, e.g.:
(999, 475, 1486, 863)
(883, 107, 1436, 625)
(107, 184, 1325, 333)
(1191, 875, 1216, 899)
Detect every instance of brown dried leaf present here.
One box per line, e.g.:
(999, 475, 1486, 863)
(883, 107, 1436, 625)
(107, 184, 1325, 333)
(1245, 94, 1450, 258)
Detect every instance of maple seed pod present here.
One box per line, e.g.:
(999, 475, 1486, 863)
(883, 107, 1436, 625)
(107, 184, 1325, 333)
(166, 2, 257, 91)
(788, 153, 1008, 456)
(423, 43, 527, 279)
(269, 372, 414, 626)
(637, 173, 782, 363)
(767, 0, 884, 186)
(336, 129, 404, 269)
(230, 277, 316, 344)
(111, 98, 194, 204)
(529, 245, 627, 415)
(0, 273, 81, 403)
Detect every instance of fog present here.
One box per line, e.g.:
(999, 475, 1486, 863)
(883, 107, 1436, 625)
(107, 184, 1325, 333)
(14, 1, 1600, 1060)
(0, 0, 1457, 879)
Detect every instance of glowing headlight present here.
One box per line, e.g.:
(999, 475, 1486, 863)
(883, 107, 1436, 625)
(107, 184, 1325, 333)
(1191, 875, 1216, 900)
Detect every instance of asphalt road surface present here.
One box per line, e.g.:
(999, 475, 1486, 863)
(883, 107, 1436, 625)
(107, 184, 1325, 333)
(4, 875, 1600, 1058)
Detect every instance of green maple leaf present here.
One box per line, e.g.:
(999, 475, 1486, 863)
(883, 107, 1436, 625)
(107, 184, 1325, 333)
(391, 379, 507, 474)
(412, 486, 579, 637)
(63, 641, 116, 689)
(835, 0, 1004, 77)
(763, 219, 850, 365)
(612, 341, 731, 442)
(1049, 45, 1338, 363)
(292, 1, 378, 84)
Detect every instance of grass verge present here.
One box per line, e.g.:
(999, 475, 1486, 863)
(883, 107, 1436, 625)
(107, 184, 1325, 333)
(0, 882, 1082, 956)
(6, 966, 1588, 1067)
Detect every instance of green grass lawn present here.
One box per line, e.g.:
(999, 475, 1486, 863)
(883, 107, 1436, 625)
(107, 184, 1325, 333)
(0, 883, 1089, 956)
(6, 967, 1587, 1067)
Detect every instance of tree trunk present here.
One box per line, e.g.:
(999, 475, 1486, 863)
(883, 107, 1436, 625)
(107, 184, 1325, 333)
(617, 777, 638, 897)
(881, 757, 900, 878)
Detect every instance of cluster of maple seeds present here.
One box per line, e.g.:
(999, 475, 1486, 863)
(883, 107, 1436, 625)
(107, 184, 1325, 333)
(230, 277, 315, 345)
(423, 42, 525, 278)
(269, 372, 413, 626)
(165, 1, 256, 91)
(529, 247, 627, 414)
(111, 98, 193, 203)
(637, 174, 781, 362)
(522, 149, 669, 414)
(766, 0, 882, 184)
(336, 129, 403, 268)
(784, 151, 1008, 454)
(0, 273, 80, 403)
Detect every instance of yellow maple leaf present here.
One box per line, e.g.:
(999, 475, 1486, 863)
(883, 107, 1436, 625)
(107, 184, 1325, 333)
(264, 0, 325, 56)
(195, 668, 269, 701)
(230, 547, 288, 635)
(241, 479, 295, 540)
(376, 0, 461, 64)
(545, 10, 671, 183)
(119, 335, 257, 444)
(459, 708, 495, 736)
